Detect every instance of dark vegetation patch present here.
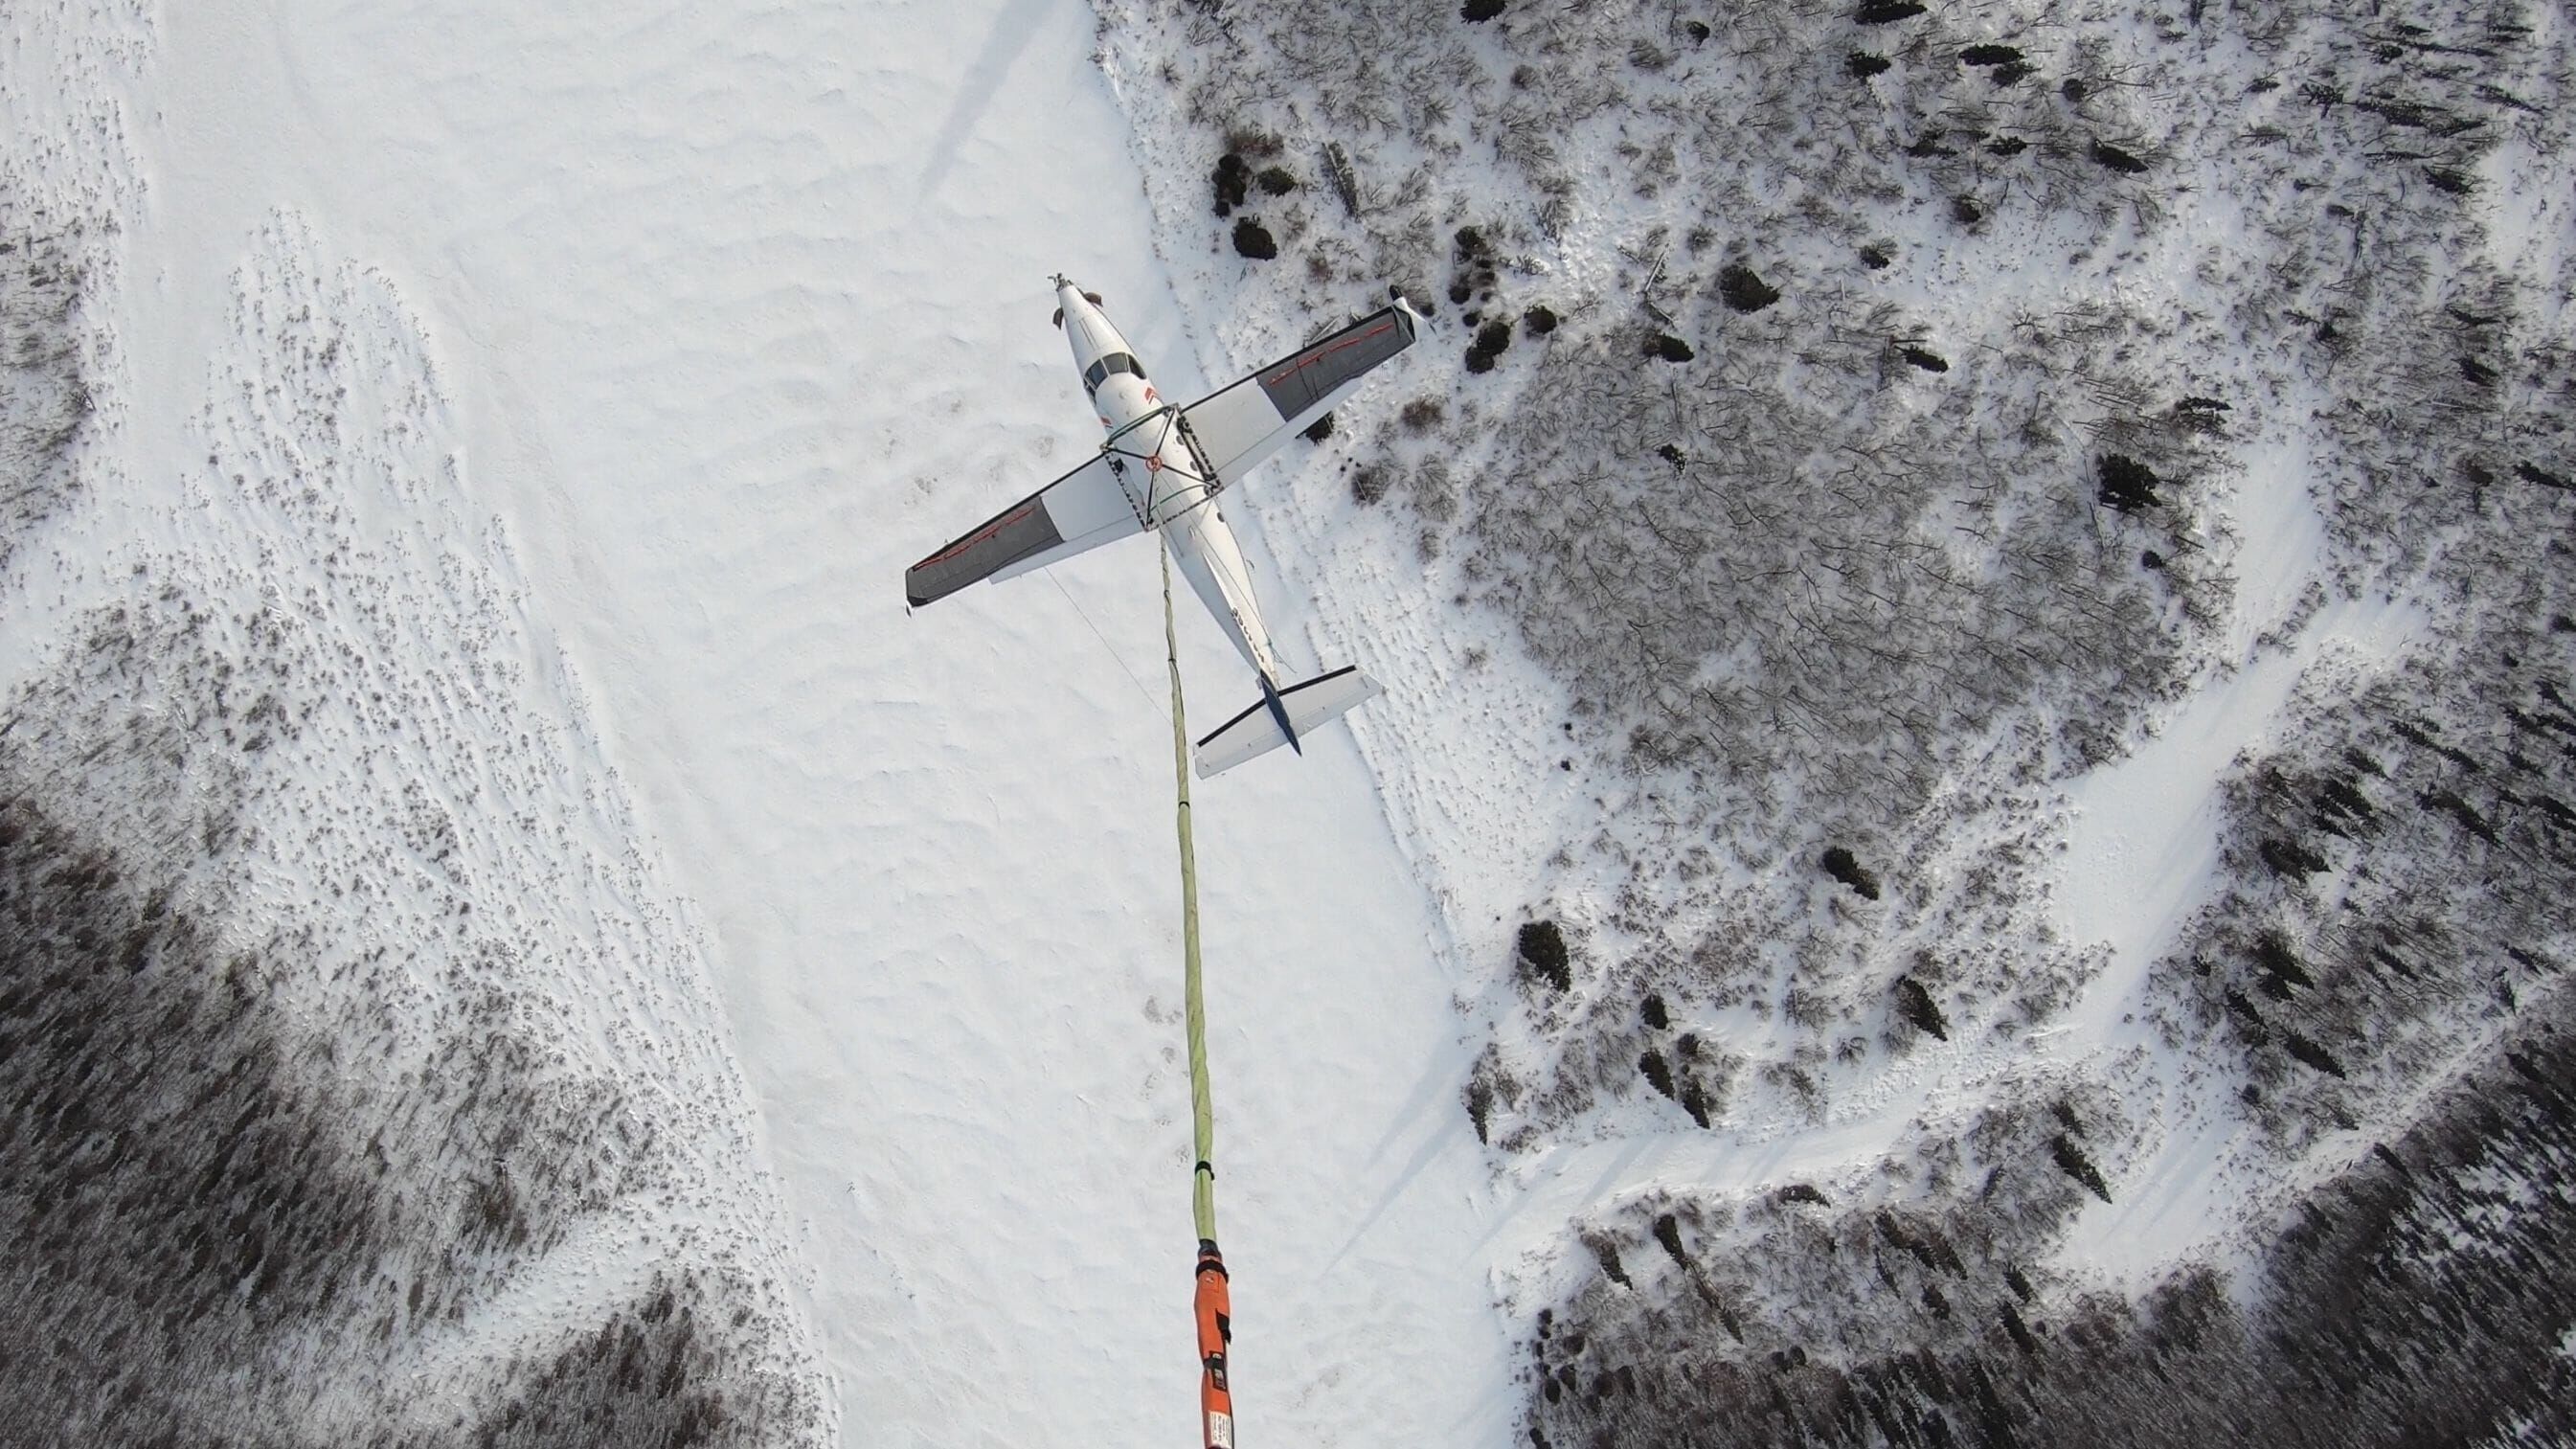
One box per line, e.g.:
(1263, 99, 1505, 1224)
(1848, 52, 1891, 79)
(1901, 345, 1949, 373)
(1519, 918, 1572, 993)
(1894, 975, 1950, 1040)
(2096, 452, 2162, 511)
(0, 208, 93, 571)
(1819, 846, 1882, 900)
(1856, 0, 1927, 22)
(1531, 1013, 2576, 1445)
(1232, 216, 1278, 260)
(1210, 152, 1249, 216)
(2090, 138, 2152, 173)
(1644, 332, 1696, 362)
(1717, 264, 1780, 313)
(0, 772, 812, 1444)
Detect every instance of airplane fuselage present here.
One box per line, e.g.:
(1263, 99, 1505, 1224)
(1055, 280, 1286, 687)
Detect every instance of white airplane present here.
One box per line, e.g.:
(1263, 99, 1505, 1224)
(906, 277, 1421, 777)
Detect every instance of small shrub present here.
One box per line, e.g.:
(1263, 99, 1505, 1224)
(2001, 1302, 2040, 1353)
(1301, 412, 1334, 442)
(1254, 166, 1298, 195)
(1952, 195, 1984, 225)
(1959, 44, 2024, 66)
(1775, 1183, 1832, 1207)
(2049, 1133, 2113, 1202)
(1351, 464, 1391, 506)
(1901, 346, 1949, 373)
(1465, 347, 1498, 374)
(1680, 1081, 1713, 1127)
(1399, 396, 1446, 432)
(1645, 333, 1696, 362)
(1989, 135, 2028, 155)
(1211, 153, 1249, 217)
(1640, 992, 1668, 1029)
(1652, 1213, 1687, 1265)
(1848, 52, 1890, 78)
(2253, 932, 2314, 994)
(1232, 217, 1277, 260)
(2283, 1030, 2348, 1078)
(2090, 139, 2150, 174)
(1894, 975, 1950, 1039)
(1718, 264, 1779, 313)
(1476, 318, 1513, 355)
(1859, 244, 1892, 269)
(1524, 305, 1559, 334)
(1464, 1069, 1497, 1143)
(2097, 453, 2161, 511)
(1819, 846, 1882, 900)
(2259, 836, 2328, 877)
(1518, 919, 1572, 993)
(1640, 1050, 1677, 1098)
(1856, 0, 1926, 21)
(1461, 0, 1505, 18)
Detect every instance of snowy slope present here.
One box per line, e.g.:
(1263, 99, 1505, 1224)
(1082, 6, 2576, 1440)
(8, 0, 1523, 1444)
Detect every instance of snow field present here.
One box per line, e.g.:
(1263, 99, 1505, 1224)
(18, 0, 1528, 1443)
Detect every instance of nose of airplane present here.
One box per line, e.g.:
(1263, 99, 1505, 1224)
(1051, 278, 1122, 365)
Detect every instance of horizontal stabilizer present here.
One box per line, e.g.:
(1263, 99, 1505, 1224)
(1195, 666, 1382, 778)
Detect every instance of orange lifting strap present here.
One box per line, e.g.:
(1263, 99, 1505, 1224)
(1195, 1239, 1234, 1447)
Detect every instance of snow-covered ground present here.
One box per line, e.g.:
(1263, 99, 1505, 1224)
(6, 0, 1534, 1442)
(13, 0, 2569, 1442)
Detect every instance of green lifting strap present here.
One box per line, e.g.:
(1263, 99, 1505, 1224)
(1162, 544, 1218, 1244)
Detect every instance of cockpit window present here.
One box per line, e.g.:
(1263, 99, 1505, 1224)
(1082, 352, 1147, 396)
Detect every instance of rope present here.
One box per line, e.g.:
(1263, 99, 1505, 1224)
(1163, 543, 1234, 1449)
(1047, 570, 1160, 712)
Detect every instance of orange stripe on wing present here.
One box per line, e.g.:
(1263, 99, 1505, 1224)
(915, 502, 1039, 569)
(1263, 321, 1397, 387)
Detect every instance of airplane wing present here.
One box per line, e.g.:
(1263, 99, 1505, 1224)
(1177, 302, 1419, 487)
(905, 452, 1145, 607)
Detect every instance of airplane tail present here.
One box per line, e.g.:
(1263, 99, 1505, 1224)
(1195, 666, 1382, 778)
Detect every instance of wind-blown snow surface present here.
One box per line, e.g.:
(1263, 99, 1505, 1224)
(6, 0, 1520, 1444)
